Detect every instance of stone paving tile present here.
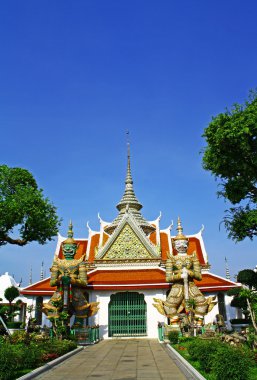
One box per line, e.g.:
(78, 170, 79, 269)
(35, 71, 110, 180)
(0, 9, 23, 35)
(33, 339, 188, 380)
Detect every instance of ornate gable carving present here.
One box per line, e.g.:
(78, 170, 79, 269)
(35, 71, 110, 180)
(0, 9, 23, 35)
(101, 223, 154, 260)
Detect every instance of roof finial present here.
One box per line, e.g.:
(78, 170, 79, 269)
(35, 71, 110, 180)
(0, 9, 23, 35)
(67, 220, 73, 238)
(40, 261, 44, 281)
(126, 130, 130, 159)
(225, 257, 231, 280)
(173, 217, 188, 241)
(29, 266, 32, 285)
(125, 130, 133, 185)
(63, 220, 77, 245)
(104, 132, 155, 235)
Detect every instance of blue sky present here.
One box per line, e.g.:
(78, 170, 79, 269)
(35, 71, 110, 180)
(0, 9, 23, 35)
(1, 1, 256, 285)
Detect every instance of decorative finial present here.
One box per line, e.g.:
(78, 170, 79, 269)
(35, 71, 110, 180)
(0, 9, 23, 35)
(225, 257, 231, 280)
(125, 130, 133, 185)
(68, 220, 73, 238)
(29, 266, 32, 285)
(177, 217, 182, 234)
(104, 132, 155, 235)
(40, 261, 44, 281)
(63, 220, 77, 245)
(173, 217, 188, 241)
(126, 130, 130, 159)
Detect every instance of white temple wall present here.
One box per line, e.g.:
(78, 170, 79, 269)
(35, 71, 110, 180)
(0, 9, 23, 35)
(203, 291, 236, 329)
(89, 289, 167, 339)
(21, 289, 238, 335)
(18, 294, 52, 327)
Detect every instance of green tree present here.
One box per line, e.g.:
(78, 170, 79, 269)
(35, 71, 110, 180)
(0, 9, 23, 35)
(202, 91, 257, 241)
(4, 286, 20, 321)
(0, 165, 61, 246)
(228, 269, 257, 333)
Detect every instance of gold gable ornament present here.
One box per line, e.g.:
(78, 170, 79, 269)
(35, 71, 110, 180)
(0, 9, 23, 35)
(102, 223, 154, 260)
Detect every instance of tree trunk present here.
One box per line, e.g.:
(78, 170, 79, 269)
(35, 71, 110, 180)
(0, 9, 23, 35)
(246, 297, 257, 334)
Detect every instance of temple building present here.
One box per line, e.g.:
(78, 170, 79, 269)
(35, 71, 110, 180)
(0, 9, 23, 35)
(21, 147, 239, 338)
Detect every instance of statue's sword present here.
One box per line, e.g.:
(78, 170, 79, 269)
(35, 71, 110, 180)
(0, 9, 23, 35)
(182, 267, 189, 310)
(62, 274, 71, 312)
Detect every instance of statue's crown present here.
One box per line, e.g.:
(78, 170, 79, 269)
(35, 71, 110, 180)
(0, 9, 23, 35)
(63, 221, 77, 245)
(173, 217, 188, 241)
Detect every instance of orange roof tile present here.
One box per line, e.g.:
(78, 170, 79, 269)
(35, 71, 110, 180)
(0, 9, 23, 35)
(20, 270, 238, 295)
(196, 273, 238, 291)
(160, 232, 170, 260)
(149, 231, 157, 245)
(88, 234, 100, 262)
(188, 237, 205, 265)
(88, 269, 166, 285)
(20, 278, 56, 295)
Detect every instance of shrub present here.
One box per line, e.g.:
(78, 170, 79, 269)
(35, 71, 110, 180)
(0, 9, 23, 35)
(178, 336, 194, 344)
(10, 330, 29, 344)
(188, 338, 221, 373)
(168, 330, 179, 344)
(212, 344, 254, 380)
(19, 342, 44, 369)
(49, 339, 77, 355)
(0, 336, 77, 379)
(0, 343, 23, 380)
(6, 321, 23, 329)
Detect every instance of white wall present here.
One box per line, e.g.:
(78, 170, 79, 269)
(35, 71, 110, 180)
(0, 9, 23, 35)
(203, 292, 236, 330)
(22, 289, 239, 335)
(91, 289, 167, 339)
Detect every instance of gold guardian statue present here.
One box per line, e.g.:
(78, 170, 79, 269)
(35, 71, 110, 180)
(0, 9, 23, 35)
(153, 218, 215, 327)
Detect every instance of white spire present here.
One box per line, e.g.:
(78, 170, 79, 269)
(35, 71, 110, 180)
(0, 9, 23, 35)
(225, 257, 231, 280)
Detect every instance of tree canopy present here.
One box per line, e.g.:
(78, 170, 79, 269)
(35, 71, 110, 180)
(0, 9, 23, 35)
(4, 286, 20, 305)
(0, 165, 61, 246)
(227, 269, 257, 333)
(202, 91, 257, 241)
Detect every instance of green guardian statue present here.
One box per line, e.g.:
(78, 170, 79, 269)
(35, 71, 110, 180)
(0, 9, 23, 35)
(43, 222, 99, 328)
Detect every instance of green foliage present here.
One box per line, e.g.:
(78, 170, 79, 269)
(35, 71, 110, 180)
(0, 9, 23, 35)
(167, 330, 179, 344)
(186, 338, 254, 379)
(212, 345, 254, 380)
(237, 269, 257, 289)
(230, 292, 248, 312)
(48, 310, 70, 340)
(202, 91, 257, 241)
(0, 165, 61, 246)
(18, 342, 44, 370)
(0, 304, 9, 323)
(0, 343, 23, 380)
(0, 336, 77, 380)
(1, 286, 22, 323)
(178, 336, 194, 343)
(4, 286, 20, 304)
(229, 269, 257, 332)
(48, 339, 77, 355)
(9, 330, 31, 344)
(6, 321, 23, 329)
(188, 338, 221, 373)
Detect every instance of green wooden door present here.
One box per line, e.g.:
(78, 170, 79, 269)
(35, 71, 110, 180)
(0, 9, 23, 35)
(108, 292, 147, 337)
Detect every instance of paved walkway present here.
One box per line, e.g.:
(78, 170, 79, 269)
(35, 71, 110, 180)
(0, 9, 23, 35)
(34, 339, 192, 380)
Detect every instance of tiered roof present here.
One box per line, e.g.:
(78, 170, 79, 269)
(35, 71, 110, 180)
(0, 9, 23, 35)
(21, 146, 238, 295)
(104, 143, 155, 235)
